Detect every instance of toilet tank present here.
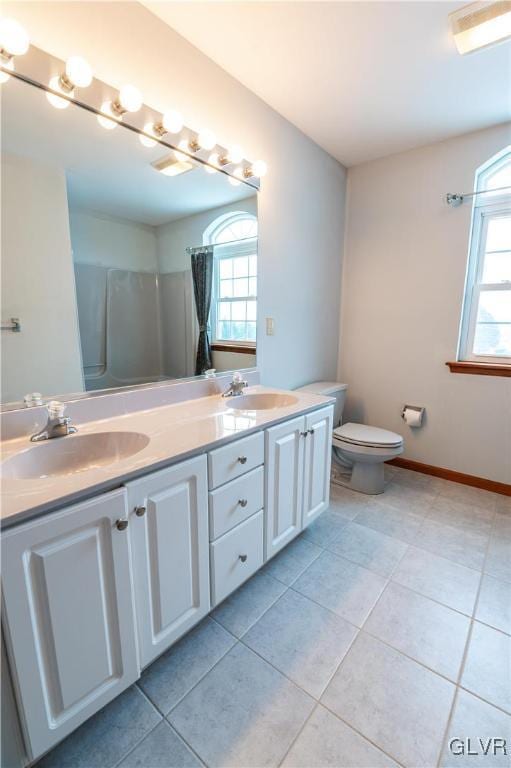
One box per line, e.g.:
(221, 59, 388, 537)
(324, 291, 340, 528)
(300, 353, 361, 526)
(296, 381, 348, 427)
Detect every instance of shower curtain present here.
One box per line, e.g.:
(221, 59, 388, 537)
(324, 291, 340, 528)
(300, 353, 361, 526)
(191, 246, 214, 375)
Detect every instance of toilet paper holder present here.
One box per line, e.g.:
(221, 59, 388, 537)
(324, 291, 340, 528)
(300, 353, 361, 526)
(401, 405, 425, 427)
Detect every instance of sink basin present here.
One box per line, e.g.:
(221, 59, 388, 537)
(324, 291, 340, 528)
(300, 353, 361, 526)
(227, 393, 298, 411)
(1, 431, 150, 480)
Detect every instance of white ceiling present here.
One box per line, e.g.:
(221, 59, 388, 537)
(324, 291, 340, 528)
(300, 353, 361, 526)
(2, 75, 255, 226)
(143, 1, 511, 167)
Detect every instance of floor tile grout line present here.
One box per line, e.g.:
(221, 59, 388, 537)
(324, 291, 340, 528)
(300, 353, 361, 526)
(211, 575, 289, 641)
(435, 505, 494, 768)
(233, 629, 409, 768)
(134, 680, 167, 718)
(140, 621, 238, 722)
(317, 698, 408, 768)
(289, 540, 482, 627)
(158, 482, 505, 768)
(165, 720, 208, 767)
(276, 701, 320, 767)
(111, 723, 160, 768)
(161, 639, 244, 764)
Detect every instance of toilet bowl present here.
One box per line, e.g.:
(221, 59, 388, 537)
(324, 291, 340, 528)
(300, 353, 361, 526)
(296, 381, 404, 495)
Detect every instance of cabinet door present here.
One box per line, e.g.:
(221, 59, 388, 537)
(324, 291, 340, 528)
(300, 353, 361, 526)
(1, 489, 139, 761)
(126, 455, 209, 668)
(303, 407, 334, 528)
(265, 415, 305, 559)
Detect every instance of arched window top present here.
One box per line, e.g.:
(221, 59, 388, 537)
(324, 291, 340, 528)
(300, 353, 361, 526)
(203, 211, 257, 246)
(476, 147, 511, 198)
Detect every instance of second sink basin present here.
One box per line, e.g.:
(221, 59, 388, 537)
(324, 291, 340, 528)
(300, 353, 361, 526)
(1, 431, 150, 480)
(227, 393, 298, 411)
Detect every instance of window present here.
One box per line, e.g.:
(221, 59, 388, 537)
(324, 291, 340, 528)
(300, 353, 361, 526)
(205, 212, 257, 346)
(459, 149, 511, 364)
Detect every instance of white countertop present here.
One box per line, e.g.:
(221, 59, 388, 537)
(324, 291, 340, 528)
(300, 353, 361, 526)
(0, 386, 333, 527)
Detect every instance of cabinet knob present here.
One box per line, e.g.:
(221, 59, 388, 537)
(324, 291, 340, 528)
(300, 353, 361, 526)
(134, 506, 146, 517)
(238, 498, 248, 507)
(239, 554, 248, 563)
(116, 518, 129, 531)
(238, 456, 247, 464)
(309, 428, 315, 435)
(300, 431, 308, 437)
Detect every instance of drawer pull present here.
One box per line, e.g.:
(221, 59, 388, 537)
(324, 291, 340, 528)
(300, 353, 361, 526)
(116, 518, 129, 531)
(238, 456, 248, 464)
(239, 554, 248, 563)
(308, 428, 315, 435)
(134, 506, 146, 517)
(300, 431, 308, 437)
(238, 498, 248, 507)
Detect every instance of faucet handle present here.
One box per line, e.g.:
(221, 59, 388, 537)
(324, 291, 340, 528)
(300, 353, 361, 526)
(47, 400, 66, 419)
(232, 371, 244, 384)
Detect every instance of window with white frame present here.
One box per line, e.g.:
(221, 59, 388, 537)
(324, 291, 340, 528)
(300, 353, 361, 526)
(205, 212, 257, 346)
(459, 149, 511, 363)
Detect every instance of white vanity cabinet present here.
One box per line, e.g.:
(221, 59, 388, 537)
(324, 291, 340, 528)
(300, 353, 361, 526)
(0, 402, 333, 764)
(126, 455, 209, 668)
(1, 489, 139, 761)
(265, 406, 333, 558)
(302, 407, 334, 528)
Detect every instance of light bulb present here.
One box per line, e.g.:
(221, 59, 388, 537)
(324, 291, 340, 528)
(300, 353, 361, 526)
(227, 145, 244, 164)
(197, 129, 216, 151)
(46, 75, 71, 109)
(233, 166, 244, 179)
(162, 110, 183, 134)
(65, 56, 92, 88)
(0, 18, 29, 57)
(97, 101, 120, 130)
(118, 84, 142, 113)
(0, 57, 14, 84)
(252, 160, 267, 178)
(139, 122, 157, 148)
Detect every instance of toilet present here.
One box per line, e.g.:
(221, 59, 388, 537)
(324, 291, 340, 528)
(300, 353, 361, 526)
(297, 381, 404, 495)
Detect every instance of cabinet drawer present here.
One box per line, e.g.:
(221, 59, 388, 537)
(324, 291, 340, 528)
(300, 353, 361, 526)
(208, 431, 264, 489)
(209, 466, 264, 540)
(210, 510, 264, 606)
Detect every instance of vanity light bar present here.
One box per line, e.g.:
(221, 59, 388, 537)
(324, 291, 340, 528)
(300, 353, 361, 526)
(0, 17, 268, 183)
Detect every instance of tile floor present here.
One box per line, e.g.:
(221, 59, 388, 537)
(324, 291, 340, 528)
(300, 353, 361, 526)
(38, 467, 511, 768)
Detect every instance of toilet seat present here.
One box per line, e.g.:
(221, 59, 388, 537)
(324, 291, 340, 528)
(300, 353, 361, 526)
(333, 422, 403, 449)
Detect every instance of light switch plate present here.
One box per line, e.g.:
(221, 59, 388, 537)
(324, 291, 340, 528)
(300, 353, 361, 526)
(265, 317, 274, 336)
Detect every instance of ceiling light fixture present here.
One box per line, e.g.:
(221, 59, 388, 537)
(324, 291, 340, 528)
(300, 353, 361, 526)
(450, 1, 511, 54)
(152, 153, 194, 177)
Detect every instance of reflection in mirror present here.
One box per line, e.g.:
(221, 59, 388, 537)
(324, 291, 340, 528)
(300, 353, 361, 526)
(1, 76, 257, 408)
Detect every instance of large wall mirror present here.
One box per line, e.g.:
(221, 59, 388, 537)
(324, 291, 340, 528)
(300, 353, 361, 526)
(1, 74, 257, 409)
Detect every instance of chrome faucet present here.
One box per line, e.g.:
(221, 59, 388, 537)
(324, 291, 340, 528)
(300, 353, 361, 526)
(30, 401, 78, 442)
(222, 371, 248, 398)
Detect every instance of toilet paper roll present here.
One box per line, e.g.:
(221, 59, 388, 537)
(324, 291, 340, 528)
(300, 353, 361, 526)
(403, 407, 423, 428)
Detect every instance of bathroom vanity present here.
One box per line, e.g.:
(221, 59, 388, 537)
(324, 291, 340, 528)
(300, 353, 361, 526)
(0, 385, 333, 763)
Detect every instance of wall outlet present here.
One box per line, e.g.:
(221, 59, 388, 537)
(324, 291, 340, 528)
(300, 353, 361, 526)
(265, 317, 274, 336)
